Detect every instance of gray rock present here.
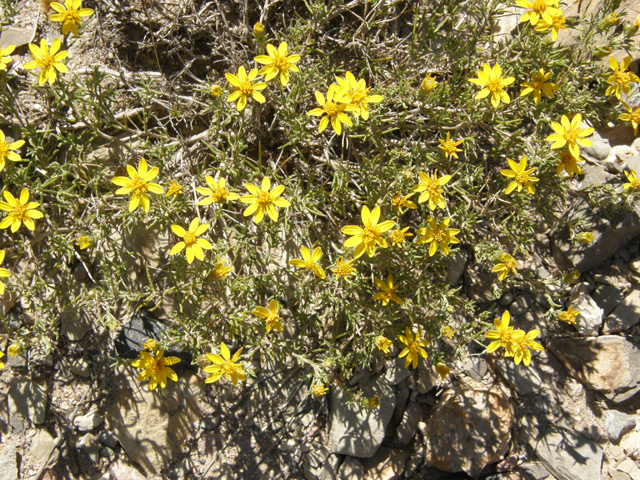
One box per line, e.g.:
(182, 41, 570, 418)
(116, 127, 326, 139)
(493, 356, 543, 396)
(338, 456, 364, 479)
(70, 358, 91, 378)
(592, 284, 625, 316)
(308, 454, 340, 480)
(385, 357, 411, 386)
(198, 415, 219, 431)
(5, 352, 26, 371)
(74, 411, 103, 432)
(0, 443, 17, 480)
(29, 429, 58, 467)
(467, 270, 496, 303)
(100, 447, 115, 459)
(77, 433, 100, 463)
(98, 430, 118, 448)
(328, 374, 395, 457)
(464, 357, 488, 382)
(570, 283, 603, 336)
(535, 427, 603, 480)
(306, 445, 331, 468)
(628, 155, 640, 174)
(510, 295, 532, 316)
(499, 292, 514, 306)
(517, 461, 552, 480)
(574, 162, 616, 190)
(403, 445, 425, 478)
(444, 249, 468, 286)
(604, 284, 640, 333)
(582, 130, 612, 161)
(8, 376, 48, 430)
(631, 257, 640, 274)
(360, 447, 409, 480)
(416, 362, 442, 393)
(536, 266, 551, 279)
(605, 410, 636, 443)
(60, 308, 95, 342)
(0, 27, 33, 49)
(395, 402, 423, 446)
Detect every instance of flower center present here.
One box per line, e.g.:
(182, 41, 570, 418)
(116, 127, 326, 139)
(131, 176, 147, 192)
(432, 229, 445, 242)
(533, 0, 547, 13)
(336, 264, 352, 276)
(239, 80, 254, 96)
(273, 54, 288, 70)
(563, 127, 579, 144)
(150, 360, 163, 373)
(350, 90, 367, 104)
(12, 204, 27, 220)
(0, 142, 8, 159)
(362, 226, 379, 243)
(487, 78, 504, 94)
(257, 190, 272, 207)
(515, 171, 529, 184)
(221, 360, 237, 376)
(323, 102, 342, 117)
(40, 53, 55, 68)
(183, 232, 197, 247)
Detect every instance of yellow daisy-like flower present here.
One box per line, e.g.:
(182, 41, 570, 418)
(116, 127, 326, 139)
(142, 338, 157, 351)
(111, 159, 164, 212)
(341, 205, 396, 259)
(254, 42, 301, 87)
(307, 84, 358, 135)
(619, 103, 640, 135)
(516, 0, 561, 27)
(500, 155, 539, 195)
(416, 217, 461, 256)
(0, 129, 25, 173)
(556, 151, 583, 177)
(546, 114, 594, 159)
(210, 85, 223, 97)
(332, 256, 356, 280)
(435, 362, 450, 380)
(196, 176, 240, 206)
(212, 256, 234, 279)
(535, 12, 567, 41)
(0, 188, 44, 233)
(0, 45, 15, 71)
(442, 326, 455, 339)
(468, 63, 515, 108)
(390, 226, 412, 247)
(438, 132, 464, 159)
(624, 169, 640, 190)
(512, 330, 544, 366)
(23, 38, 68, 85)
(8, 343, 20, 357)
(0, 351, 4, 369)
(398, 327, 429, 369)
(491, 253, 518, 281)
(239, 177, 291, 223)
(373, 274, 403, 306)
(169, 218, 213, 264)
(0, 250, 11, 295)
(225, 66, 267, 111)
(391, 192, 417, 214)
(335, 71, 384, 120)
(165, 180, 183, 197)
(411, 170, 452, 211)
(289, 245, 326, 279)
(376, 336, 393, 354)
(606, 57, 639, 100)
(558, 306, 579, 325)
(485, 311, 525, 356)
(576, 232, 594, 244)
(253, 299, 282, 333)
(50, 0, 94, 36)
(311, 383, 329, 398)
(253, 22, 265, 40)
(204, 343, 245, 386)
(76, 236, 92, 250)
(131, 349, 181, 391)
(520, 68, 559, 105)
(418, 73, 438, 95)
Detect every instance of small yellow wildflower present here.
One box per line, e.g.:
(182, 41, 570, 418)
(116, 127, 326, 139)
(254, 42, 301, 86)
(332, 256, 356, 280)
(535, 12, 567, 41)
(373, 274, 403, 306)
(558, 306, 579, 325)
(556, 151, 583, 177)
(442, 326, 455, 339)
(342, 205, 396, 259)
(391, 192, 417, 213)
(411, 170, 452, 210)
(290, 245, 326, 279)
(491, 253, 518, 281)
(0, 45, 15, 71)
(606, 57, 639, 100)
(513, 330, 544, 366)
(604, 12, 619, 27)
(520, 68, 559, 104)
(0, 351, 4, 369)
(398, 327, 429, 369)
(0, 129, 25, 173)
(204, 343, 245, 386)
(253, 299, 282, 333)
(335, 71, 384, 120)
(165, 180, 183, 197)
(376, 336, 393, 354)
(50, 0, 94, 36)
(635, 14, 640, 29)
(76, 236, 92, 250)
(390, 227, 412, 247)
(469, 63, 515, 108)
(0, 250, 11, 295)
(142, 338, 157, 351)
(253, 22, 265, 40)
(132, 349, 180, 391)
(438, 132, 464, 159)
(516, 0, 561, 27)
(239, 177, 291, 223)
(197, 176, 240, 205)
(210, 85, 223, 96)
(362, 396, 380, 409)
(485, 311, 525, 356)
(416, 217, 461, 256)
(435, 362, 450, 380)
(311, 383, 329, 398)
(500, 155, 539, 195)
(619, 103, 640, 135)
(8, 343, 20, 357)
(307, 84, 358, 134)
(225, 66, 267, 111)
(0, 188, 44, 233)
(212, 256, 234, 279)
(418, 73, 438, 95)
(576, 232, 594, 244)
(23, 38, 68, 85)
(111, 158, 164, 213)
(169, 218, 213, 264)
(547, 114, 594, 159)
(624, 169, 640, 190)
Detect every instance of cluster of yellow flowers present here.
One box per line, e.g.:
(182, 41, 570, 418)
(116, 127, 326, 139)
(485, 311, 544, 366)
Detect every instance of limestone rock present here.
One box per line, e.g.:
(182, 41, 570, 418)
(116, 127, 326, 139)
(592, 284, 625, 316)
(582, 129, 612, 161)
(361, 447, 409, 480)
(74, 411, 103, 432)
(424, 378, 512, 477)
(339, 456, 364, 479)
(0, 443, 17, 480)
(467, 269, 496, 303)
(492, 356, 543, 396)
(606, 410, 636, 443)
(570, 283, 603, 336)
(70, 358, 91, 378)
(384, 357, 410, 386)
(8, 376, 48, 431)
(29, 429, 58, 467)
(444, 249, 468, 286)
(535, 427, 603, 480)
(77, 433, 100, 463)
(60, 307, 95, 342)
(0, 27, 33, 49)
(416, 362, 442, 393)
(603, 284, 640, 334)
(395, 402, 423, 446)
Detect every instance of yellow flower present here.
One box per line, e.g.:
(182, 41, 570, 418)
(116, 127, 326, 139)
(169, 218, 213, 264)
(254, 42, 301, 87)
(516, 0, 562, 27)
(8, 343, 20, 357)
(0, 129, 25, 172)
(635, 14, 640, 28)
(500, 155, 539, 195)
(485, 311, 525, 356)
(204, 342, 245, 386)
(559, 305, 579, 324)
(239, 177, 291, 223)
(131, 349, 180, 391)
(376, 336, 393, 354)
(142, 338, 157, 351)
(0, 188, 44, 233)
(468, 63, 515, 108)
(332, 256, 356, 280)
(576, 232, 594, 244)
(76, 236, 92, 250)
(197, 176, 240, 205)
(520, 68, 559, 105)
(606, 57, 639, 100)
(512, 330, 544, 366)
(373, 274, 403, 306)
(419, 73, 438, 95)
(311, 383, 329, 398)
(604, 12, 619, 27)
(23, 38, 68, 85)
(165, 180, 183, 197)
(253, 22, 265, 40)
(362, 396, 380, 409)
(0, 351, 4, 369)
(619, 103, 640, 135)
(438, 132, 464, 159)
(624, 169, 640, 190)
(50, 0, 94, 36)
(335, 71, 384, 120)
(341, 205, 396, 259)
(390, 227, 412, 247)
(555, 151, 583, 177)
(307, 84, 358, 134)
(546, 114, 594, 159)
(398, 327, 429, 369)
(212, 256, 234, 279)
(535, 12, 567, 40)
(435, 362, 450, 380)
(411, 170, 452, 210)
(253, 299, 282, 333)
(442, 326, 455, 339)
(0, 250, 11, 295)
(210, 85, 222, 97)
(0, 45, 15, 71)
(289, 245, 326, 279)
(416, 217, 461, 256)
(225, 66, 267, 111)
(491, 253, 518, 281)
(111, 159, 164, 212)
(391, 192, 417, 213)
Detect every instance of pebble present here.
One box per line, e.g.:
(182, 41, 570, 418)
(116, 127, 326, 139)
(70, 359, 91, 378)
(536, 267, 550, 279)
(499, 292, 514, 306)
(74, 411, 103, 432)
(98, 430, 118, 448)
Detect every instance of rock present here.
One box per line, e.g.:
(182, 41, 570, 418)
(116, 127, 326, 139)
(610, 471, 632, 480)
(70, 358, 91, 378)
(467, 269, 496, 303)
(574, 162, 617, 190)
(86, 140, 140, 168)
(604, 284, 640, 334)
(491, 5, 519, 39)
(535, 427, 603, 480)
(305, 445, 331, 468)
(605, 146, 636, 173)
(198, 415, 219, 431)
(619, 248, 631, 262)
(98, 431, 118, 448)
(606, 410, 636, 443)
(492, 356, 543, 396)
(74, 411, 103, 432)
(361, 447, 409, 480)
(547, 336, 640, 402)
(306, 454, 340, 480)
(517, 461, 552, 480)
(631, 257, 640, 274)
(29, 429, 58, 467)
(5, 351, 26, 371)
(582, 129, 612, 161)
(0, 443, 17, 480)
(416, 362, 442, 393)
(99, 460, 147, 480)
(385, 357, 411, 386)
(510, 295, 532, 316)
(592, 284, 625, 316)
(100, 447, 115, 459)
(499, 292, 514, 306)
(0, 27, 33, 49)
(8, 376, 48, 431)
(444, 249, 468, 286)
(402, 445, 425, 479)
(395, 402, 423, 446)
(339, 456, 364, 479)
(570, 283, 603, 336)
(328, 374, 396, 457)
(536, 266, 550, 279)
(60, 307, 95, 342)
(77, 433, 100, 463)
(463, 357, 488, 383)
(424, 378, 512, 477)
